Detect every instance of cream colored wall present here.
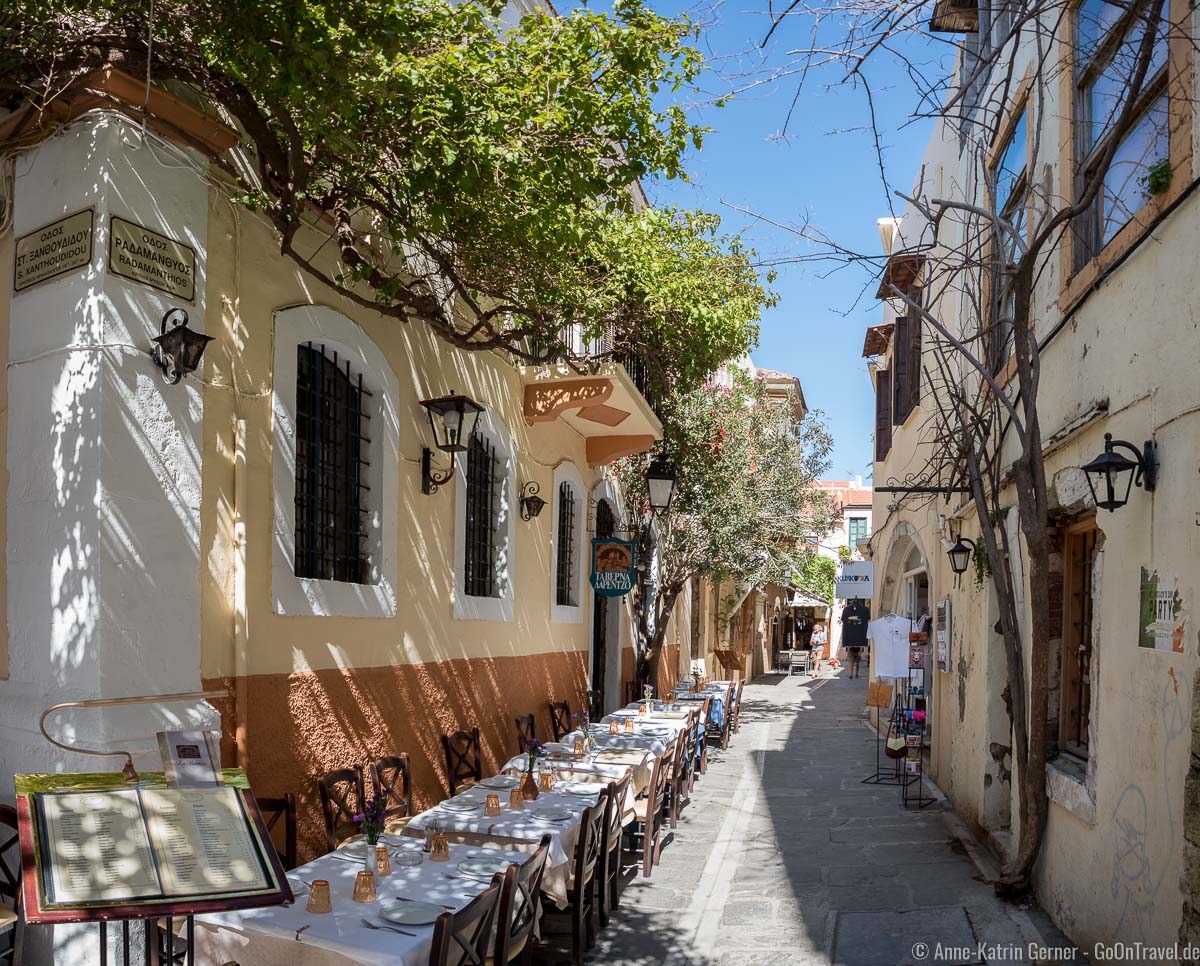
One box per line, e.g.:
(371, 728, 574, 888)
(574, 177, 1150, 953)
(198, 191, 597, 683)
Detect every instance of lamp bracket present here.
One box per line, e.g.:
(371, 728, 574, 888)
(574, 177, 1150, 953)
(1108, 437, 1156, 492)
(421, 447, 456, 495)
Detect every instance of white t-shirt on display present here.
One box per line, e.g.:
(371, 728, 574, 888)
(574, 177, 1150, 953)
(867, 614, 913, 679)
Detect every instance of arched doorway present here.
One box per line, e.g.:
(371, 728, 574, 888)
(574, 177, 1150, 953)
(591, 498, 616, 718)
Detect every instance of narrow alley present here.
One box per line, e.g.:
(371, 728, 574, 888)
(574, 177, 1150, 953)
(593, 672, 1077, 966)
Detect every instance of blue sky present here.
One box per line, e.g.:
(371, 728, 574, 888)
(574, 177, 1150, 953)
(640, 1, 938, 480)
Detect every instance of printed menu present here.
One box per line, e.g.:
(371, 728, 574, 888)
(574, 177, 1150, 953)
(36, 785, 270, 907)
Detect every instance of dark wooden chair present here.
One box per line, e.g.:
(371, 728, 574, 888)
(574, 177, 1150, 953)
(663, 716, 695, 829)
(0, 805, 22, 966)
(540, 788, 610, 966)
(697, 695, 714, 775)
(623, 681, 639, 705)
(257, 793, 298, 871)
(598, 773, 632, 927)
(515, 714, 537, 755)
(548, 700, 572, 742)
(317, 765, 366, 852)
(705, 688, 733, 752)
(371, 754, 413, 833)
(630, 748, 669, 877)
(429, 874, 503, 966)
(732, 680, 746, 734)
(493, 834, 552, 964)
(441, 728, 482, 797)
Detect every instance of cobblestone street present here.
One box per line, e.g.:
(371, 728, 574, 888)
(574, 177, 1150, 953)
(590, 671, 1077, 966)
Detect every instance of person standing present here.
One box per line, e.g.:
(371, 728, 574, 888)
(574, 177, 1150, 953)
(840, 598, 870, 678)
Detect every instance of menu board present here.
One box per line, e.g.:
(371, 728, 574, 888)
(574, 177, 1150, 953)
(37, 786, 269, 907)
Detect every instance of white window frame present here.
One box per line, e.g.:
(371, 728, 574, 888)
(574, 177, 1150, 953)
(271, 304, 399, 618)
(453, 406, 516, 622)
(551, 461, 586, 624)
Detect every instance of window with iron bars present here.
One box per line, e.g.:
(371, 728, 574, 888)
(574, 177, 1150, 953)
(556, 482, 578, 607)
(294, 342, 371, 583)
(464, 431, 500, 598)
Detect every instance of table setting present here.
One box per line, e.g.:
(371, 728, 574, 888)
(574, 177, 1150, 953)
(194, 836, 528, 966)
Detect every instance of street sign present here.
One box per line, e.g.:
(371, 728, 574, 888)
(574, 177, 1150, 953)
(590, 537, 636, 597)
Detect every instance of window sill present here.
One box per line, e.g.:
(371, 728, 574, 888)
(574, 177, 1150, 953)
(272, 571, 396, 619)
(551, 602, 584, 625)
(1046, 756, 1096, 827)
(453, 590, 514, 623)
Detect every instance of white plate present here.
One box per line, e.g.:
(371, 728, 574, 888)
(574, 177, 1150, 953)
(529, 806, 575, 823)
(457, 855, 513, 878)
(439, 798, 480, 812)
(479, 775, 519, 789)
(557, 782, 601, 796)
(337, 840, 372, 859)
(380, 899, 443, 926)
(640, 726, 671, 736)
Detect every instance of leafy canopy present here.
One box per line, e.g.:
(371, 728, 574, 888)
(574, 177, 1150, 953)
(2, 0, 767, 387)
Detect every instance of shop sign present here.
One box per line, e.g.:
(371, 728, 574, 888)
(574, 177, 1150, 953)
(14, 209, 94, 293)
(835, 560, 873, 599)
(935, 598, 952, 671)
(590, 537, 636, 597)
(108, 215, 196, 301)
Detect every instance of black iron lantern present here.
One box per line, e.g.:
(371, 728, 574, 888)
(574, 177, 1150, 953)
(419, 392, 484, 494)
(645, 455, 677, 515)
(947, 535, 976, 576)
(152, 308, 213, 384)
(1080, 433, 1157, 512)
(519, 482, 546, 521)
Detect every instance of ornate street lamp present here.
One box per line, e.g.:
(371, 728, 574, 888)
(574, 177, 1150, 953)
(1080, 433, 1156, 512)
(152, 308, 213, 384)
(645, 456, 677, 515)
(519, 482, 546, 521)
(947, 535, 976, 576)
(418, 392, 484, 494)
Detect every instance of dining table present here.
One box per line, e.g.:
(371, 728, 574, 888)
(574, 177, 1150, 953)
(194, 835, 529, 966)
(501, 741, 653, 795)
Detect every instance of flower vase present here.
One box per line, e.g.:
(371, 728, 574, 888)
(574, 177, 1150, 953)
(364, 834, 380, 872)
(521, 766, 540, 801)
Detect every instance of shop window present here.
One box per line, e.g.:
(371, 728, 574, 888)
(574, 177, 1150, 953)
(1074, 0, 1169, 264)
(1059, 521, 1099, 759)
(848, 516, 869, 548)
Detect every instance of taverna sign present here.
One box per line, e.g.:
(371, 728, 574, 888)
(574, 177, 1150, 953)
(590, 537, 636, 597)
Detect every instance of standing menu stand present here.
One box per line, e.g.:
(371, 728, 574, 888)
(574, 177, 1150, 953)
(15, 768, 292, 965)
(861, 681, 903, 785)
(900, 632, 936, 809)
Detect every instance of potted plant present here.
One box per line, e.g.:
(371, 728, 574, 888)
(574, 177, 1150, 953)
(521, 738, 543, 800)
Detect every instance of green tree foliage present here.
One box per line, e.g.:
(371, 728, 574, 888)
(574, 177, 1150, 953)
(0, 0, 766, 389)
(797, 555, 836, 605)
(614, 372, 838, 681)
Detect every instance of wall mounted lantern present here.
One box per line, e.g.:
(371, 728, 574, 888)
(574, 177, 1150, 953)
(645, 456, 677, 515)
(419, 392, 484, 494)
(519, 482, 546, 521)
(1080, 433, 1157, 512)
(152, 308, 213, 384)
(946, 535, 976, 576)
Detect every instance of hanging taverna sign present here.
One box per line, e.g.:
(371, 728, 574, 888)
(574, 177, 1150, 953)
(590, 537, 636, 597)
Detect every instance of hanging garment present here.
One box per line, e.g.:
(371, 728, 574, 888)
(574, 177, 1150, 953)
(841, 600, 870, 648)
(868, 614, 912, 678)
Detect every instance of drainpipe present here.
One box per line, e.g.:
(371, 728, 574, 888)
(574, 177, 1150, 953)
(233, 417, 249, 769)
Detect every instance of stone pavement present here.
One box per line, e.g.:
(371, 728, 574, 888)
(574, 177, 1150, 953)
(581, 670, 1079, 966)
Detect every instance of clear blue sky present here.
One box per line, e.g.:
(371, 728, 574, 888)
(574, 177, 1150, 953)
(640, 1, 938, 480)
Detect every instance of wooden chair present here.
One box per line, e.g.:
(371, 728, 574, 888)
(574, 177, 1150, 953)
(705, 690, 732, 752)
(514, 714, 537, 755)
(0, 806, 22, 966)
(441, 728, 483, 797)
(429, 874, 503, 966)
(732, 680, 746, 734)
(697, 694, 714, 775)
(548, 700, 572, 742)
(318, 765, 366, 852)
(257, 793, 298, 871)
(630, 750, 669, 877)
(662, 722, 691, 829)
(493, 834, 552, 965)
(372, 754, 413, 833)
(598, 773, 632, 927)
(623, 681, 639, 705)
(540, 789, 610, 966)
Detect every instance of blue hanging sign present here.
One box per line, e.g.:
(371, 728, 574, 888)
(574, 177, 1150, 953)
(590, 537, 636, 597)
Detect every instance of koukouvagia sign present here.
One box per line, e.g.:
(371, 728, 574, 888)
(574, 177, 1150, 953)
(590, 537, 636, 597)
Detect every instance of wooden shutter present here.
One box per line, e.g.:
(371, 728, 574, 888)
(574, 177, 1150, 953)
(875, 369, 892, 461)
(907, 297, 922, 413)
(892, 312, 910, 425)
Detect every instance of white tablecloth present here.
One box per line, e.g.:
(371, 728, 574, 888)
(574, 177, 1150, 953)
(195, 838, 527, 966)
(577, 719, 675, 760)
(405, 780, 605, 907)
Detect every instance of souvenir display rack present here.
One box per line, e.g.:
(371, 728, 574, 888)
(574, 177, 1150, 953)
(861, 681, 903, 785)
(900, 630, 936, 809)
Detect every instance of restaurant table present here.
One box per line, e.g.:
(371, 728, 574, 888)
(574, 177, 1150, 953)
(575, 716, 677, 761)
(195, 837, 527, 966)
(405, 779, 607, 908)
(501, 745, 650, 796)
(666, 691, 726, 730)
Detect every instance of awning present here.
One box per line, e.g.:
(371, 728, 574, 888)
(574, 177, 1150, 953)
(875, 251, 925, 301)
(862, 323, 893, 358)
(522, 361, 663, 465)
(786, 588, 830, 610)
(930, 0, 979, 33)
